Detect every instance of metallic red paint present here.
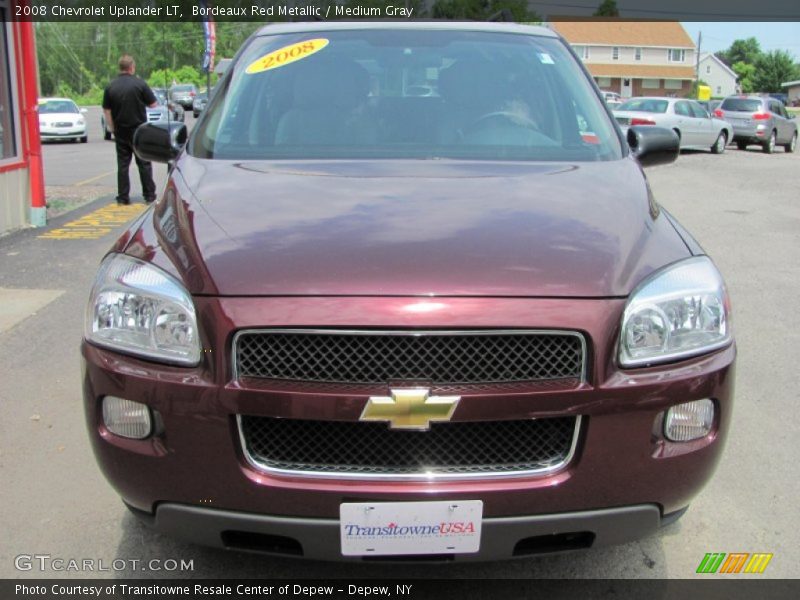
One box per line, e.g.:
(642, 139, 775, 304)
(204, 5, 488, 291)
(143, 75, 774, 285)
(134, 157, 688, 298)
(82, 293, 735, 520)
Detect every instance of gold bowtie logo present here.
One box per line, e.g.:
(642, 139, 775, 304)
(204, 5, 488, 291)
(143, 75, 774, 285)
(360, 388, 461, 430)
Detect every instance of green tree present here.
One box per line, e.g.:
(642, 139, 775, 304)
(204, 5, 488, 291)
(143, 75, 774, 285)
(732, 61, 756, 93)
(35, 22, 260, 97)
(594, 0, 620, 17)
(716, 37, 762, 67)
(751, 50, 800, 93)
(148, 66, 207, 90)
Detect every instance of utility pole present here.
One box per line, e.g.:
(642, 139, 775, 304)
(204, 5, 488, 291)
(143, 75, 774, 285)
(695, 31, 702, 98)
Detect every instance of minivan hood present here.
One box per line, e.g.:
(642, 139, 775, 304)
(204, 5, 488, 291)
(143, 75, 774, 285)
(143, 156, 690, 297)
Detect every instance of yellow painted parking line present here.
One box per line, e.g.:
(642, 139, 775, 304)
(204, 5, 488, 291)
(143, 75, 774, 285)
(73, 170, 116, 187)
(38, 203, 146, 240)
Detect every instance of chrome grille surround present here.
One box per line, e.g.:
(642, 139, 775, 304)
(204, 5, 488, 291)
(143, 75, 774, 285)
(233, 329, 587, 385)
(234, 329, 586, 480)
(237, 414, 582, 481)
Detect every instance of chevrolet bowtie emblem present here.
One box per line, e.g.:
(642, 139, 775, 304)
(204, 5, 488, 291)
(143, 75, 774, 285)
(360, 388, 461, 430)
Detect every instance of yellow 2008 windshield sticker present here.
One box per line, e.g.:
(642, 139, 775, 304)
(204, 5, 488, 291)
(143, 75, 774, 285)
(245, 38, 329, 74)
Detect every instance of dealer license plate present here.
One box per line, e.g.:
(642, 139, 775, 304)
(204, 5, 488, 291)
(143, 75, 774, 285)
(340, 500, 483, 556)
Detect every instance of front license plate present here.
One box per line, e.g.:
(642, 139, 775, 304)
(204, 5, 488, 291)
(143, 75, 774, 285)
(340, 500, 483, 556)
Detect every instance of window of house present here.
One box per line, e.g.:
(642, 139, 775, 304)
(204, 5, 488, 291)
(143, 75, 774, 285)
(669, 49, 685, 62)
(706, 65, 711, 74)
(612, 47, 619, 60)
(597, 77, 612, 88)
(0, 11, 18, 161)
(642, 79, 660, 89)
(664, 79, 683, 90)
(634, 48, 642, 61)
(573, 45, 590, 60)
(716, 85, 721, 94)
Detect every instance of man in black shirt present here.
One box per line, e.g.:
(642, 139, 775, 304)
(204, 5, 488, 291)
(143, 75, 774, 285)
(102, 55, 158, 204)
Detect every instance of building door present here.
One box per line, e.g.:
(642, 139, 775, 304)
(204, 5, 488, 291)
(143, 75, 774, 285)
(621, 78, 633, 98)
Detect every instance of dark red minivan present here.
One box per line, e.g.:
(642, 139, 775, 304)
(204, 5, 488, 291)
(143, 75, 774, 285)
(82, 22, 734, 561)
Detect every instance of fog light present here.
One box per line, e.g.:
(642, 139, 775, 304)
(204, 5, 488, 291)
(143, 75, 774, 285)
(664, 399, 714, 442)
(102, 396, 152, 439)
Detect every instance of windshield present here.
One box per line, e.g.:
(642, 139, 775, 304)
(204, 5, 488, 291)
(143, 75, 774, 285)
(39, 100, 79, 114)
(190, 29, 622, 162)
(720, 98, 763, 112)
(154, 91, 168, 105)
(617, 99, 669, 113)
(173, 85, 194, 92)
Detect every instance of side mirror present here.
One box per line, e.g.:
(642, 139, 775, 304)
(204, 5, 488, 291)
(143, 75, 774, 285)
(627, 126, 680, 167)
(133, 121, 187, 163)
(80, 108, 88, 114)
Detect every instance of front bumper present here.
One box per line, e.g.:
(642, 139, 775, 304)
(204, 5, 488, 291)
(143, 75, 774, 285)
(132, 502, 668, 561)
(41, 126, 85, 140)
(82, 295, 735, 560)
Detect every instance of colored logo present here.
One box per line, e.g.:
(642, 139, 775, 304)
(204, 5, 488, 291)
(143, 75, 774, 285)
(245, 39, 329, 74)
(360, 388, 460, 430)
(343, 521, 476, 538)
(696, 553, 773, 574)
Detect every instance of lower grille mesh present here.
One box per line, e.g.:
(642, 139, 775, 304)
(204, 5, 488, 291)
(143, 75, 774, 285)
(240, 416, 578, 477)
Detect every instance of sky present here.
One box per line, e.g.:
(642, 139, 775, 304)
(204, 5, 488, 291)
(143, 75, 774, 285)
(681, 22, 800, 55)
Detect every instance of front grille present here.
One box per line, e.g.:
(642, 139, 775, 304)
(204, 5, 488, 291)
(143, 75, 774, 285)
(55, 121, 73, 127)
(239, 415, 578, 478)
(235, 330, 585, 385)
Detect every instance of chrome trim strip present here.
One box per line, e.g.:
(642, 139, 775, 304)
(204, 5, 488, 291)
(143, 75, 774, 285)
(236, 414, 583, 482)
(231, 328, 588, 384)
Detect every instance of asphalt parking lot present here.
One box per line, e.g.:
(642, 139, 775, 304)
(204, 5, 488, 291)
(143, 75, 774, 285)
(0, 130, 798, 579)
(42, 106, 190, 195)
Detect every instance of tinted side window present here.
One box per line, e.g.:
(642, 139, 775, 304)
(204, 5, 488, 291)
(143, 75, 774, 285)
(674, 101, 691, 117)
(688, 102, 708, 118)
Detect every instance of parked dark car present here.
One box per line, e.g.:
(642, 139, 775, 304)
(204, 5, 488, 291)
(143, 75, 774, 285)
(83, 22, 734, 562)
(768, 92, 789, 106)
(169, 83, 198, 109)
(716, 94, 797, 153)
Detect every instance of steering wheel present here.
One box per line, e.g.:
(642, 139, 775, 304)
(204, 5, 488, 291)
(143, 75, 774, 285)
(459, 111, 540, 140)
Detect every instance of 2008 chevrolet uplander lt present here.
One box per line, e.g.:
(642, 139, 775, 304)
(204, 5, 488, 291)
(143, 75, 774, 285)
(82, 22, 735, 561)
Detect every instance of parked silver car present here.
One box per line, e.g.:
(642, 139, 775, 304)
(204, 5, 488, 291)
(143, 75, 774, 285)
(169, 83, 198, 109)
(192, 91, 208, 118)
(613, 97, 732, 154)
(715, 95, 797, 154)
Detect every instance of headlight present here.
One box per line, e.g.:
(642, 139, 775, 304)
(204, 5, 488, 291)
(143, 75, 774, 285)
(619, 256, 731, 367)
(85, 254, 201, 365)
(76, 118, 85, 125)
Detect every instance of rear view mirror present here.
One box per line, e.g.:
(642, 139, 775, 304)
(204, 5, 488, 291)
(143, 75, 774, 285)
(627, 126, 680, 167)
(133, 122, 187, 163)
